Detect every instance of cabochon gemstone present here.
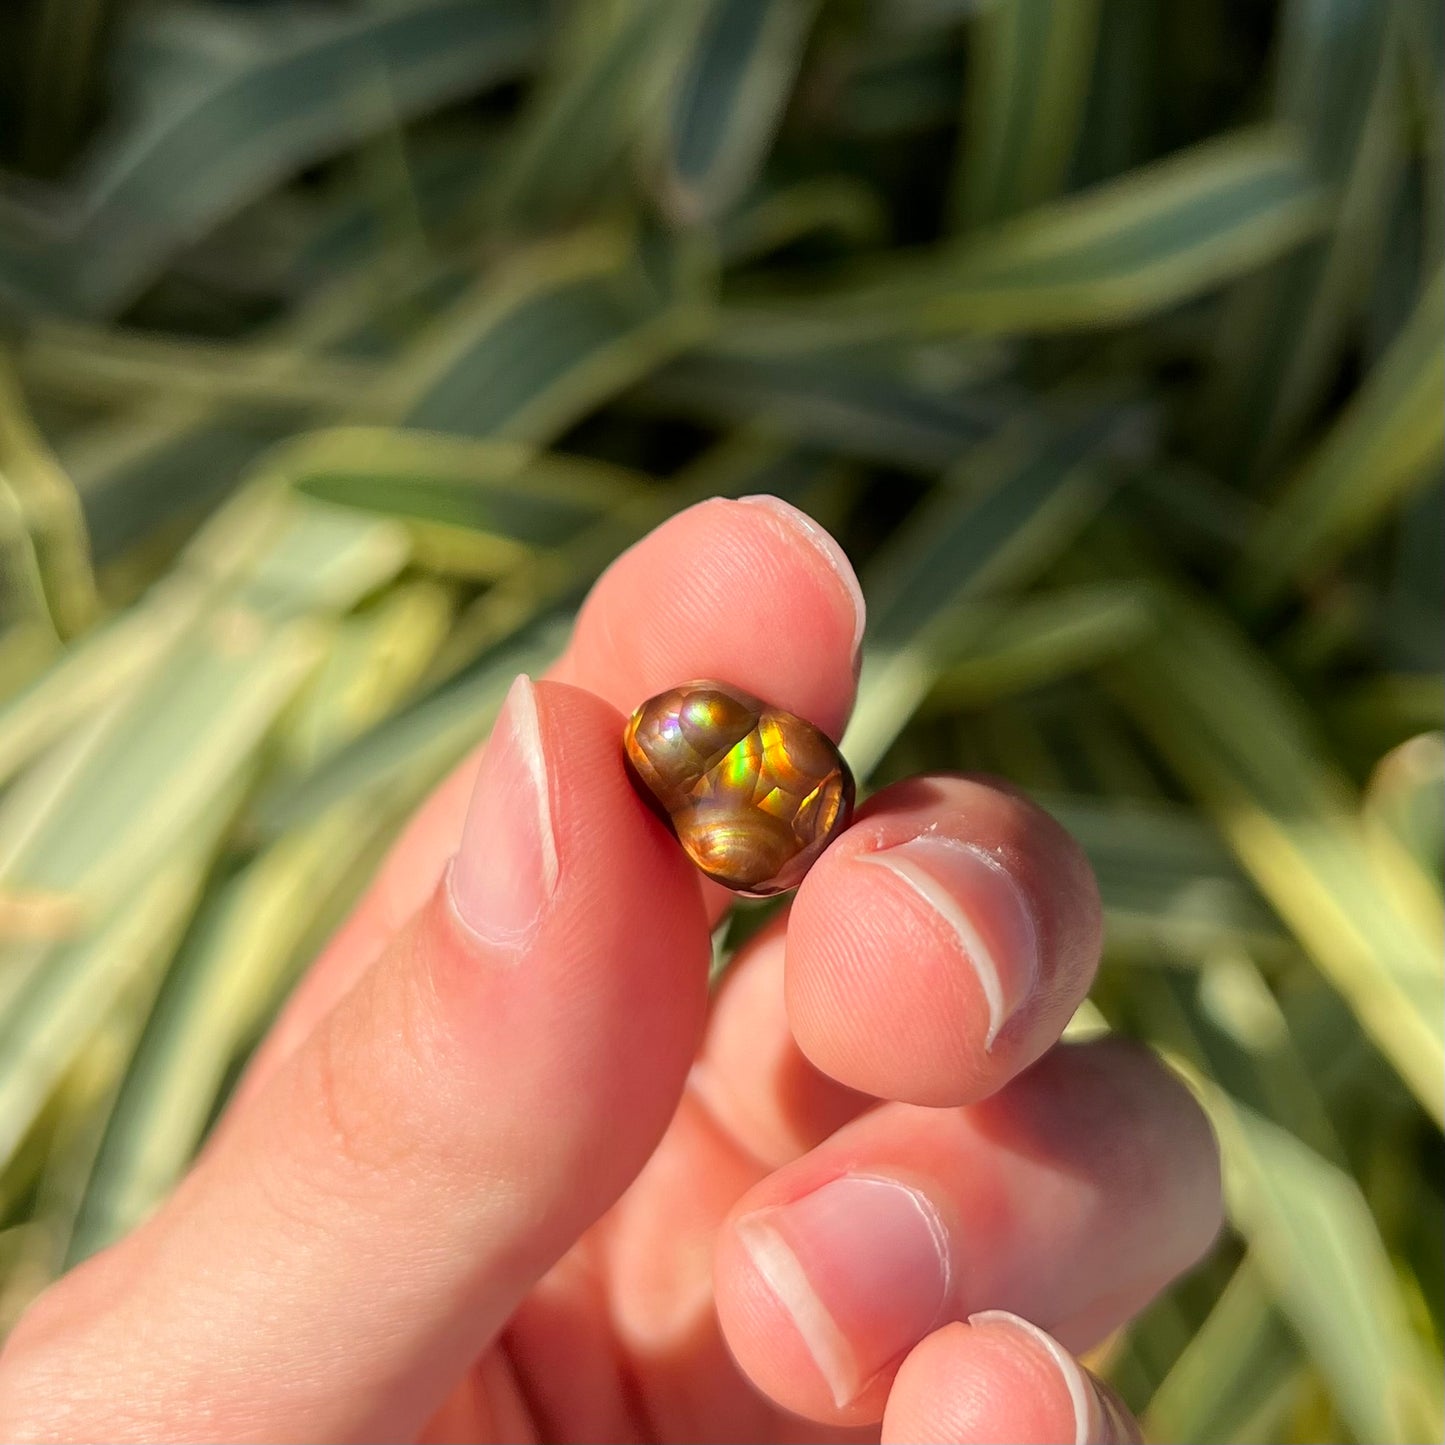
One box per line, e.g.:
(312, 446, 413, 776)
(622, 680, 855, 897)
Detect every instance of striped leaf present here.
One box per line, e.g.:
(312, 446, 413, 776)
(747, 129, 1330, 337)
(845, 407, 1130, 776)
(1103, 580, 1444, 1124)
(655, 0, 819, 223)
(0, 0, 545, 316)
(1206, 0, 1406, 477)
(378, 229, 714, 443)
(1236, 269, 1445, 605)
(952, 0, 1103, 228)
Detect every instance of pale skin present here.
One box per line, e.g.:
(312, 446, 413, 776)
(0, 497, 1222, 1443)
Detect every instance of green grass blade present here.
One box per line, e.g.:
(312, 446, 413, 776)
(1102, 580, 1444, 1124)
(277, 578, 454, 773)
(61, 269, 430, 564)
(632, 348, 1018, 472)
(1198, 1078, 1444, 1443)
(250, 612, 571, 843)
(0, 477, 60, 649)
(1142, 1260, 1308, 1445)
(0, 778, 238, 1174)
(486, 0, 700, 229)
(716, 177, 887, 266)
(921, 582, 1157, 708)
(0, 580, 202, 789)
(378, 228, 714, 443)
(0, 496, 400, 924)
(285, 427, 649, 543)
(1236, 268, 1445, 605)
(952, 0, 1102, 229)
(0, 625, 322, 927)
(748, 128, 1330, 337)
(655, 0, 818, 224)
(831, 21, 963, 138)
(845, 410, 1127, 776)
(19, 324, 380, 412)
(63, 791, 389, 1266)
(0, 365, 97, 639)
(1206, 0, 1405, 477)
(1363, 732, 1445, 878)
(1036, 794, 1288, 967)
(0, 0, 545, 316)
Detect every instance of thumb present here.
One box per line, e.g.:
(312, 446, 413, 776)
(0, 678, 711, 1444)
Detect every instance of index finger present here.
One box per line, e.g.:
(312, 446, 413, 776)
(238, 494, 864, 1100)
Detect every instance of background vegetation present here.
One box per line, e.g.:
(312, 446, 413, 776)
(0, 1, 1440, 1439)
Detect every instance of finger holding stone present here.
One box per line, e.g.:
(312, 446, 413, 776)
(785, 775, 1103, 1108)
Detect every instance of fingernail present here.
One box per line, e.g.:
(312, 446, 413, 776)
(449, 674, 558, 946)
(735, 1175, 951, 1406)
(856, 837, 1039, 1048)
(967, 1311, 1105, 1445)
(736, 495, 866, 670)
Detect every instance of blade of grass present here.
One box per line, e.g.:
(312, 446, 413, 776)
(741, 128, 1330, 337)
(61, 261, 435, 564)
(0, 476, 59, 647)
(251, 610, 573, 846)
(0, 776, 240, 1173)
(1142, 1260, 1307, 1445)
(1069, 0, 1158, 187)
(377, 227, 714, 443)
(1207, 0, 1405, 477)
(632, 347, 1019, 472)
(1235, 268, 1445, 606)
(831, 21, 963, 138)
(0, 577, 206, 789)
(0, 622, 322, 929)
(486, 0, 700, 229)
(920, 582, 1156, 709)
(0, 0, 545, 316)
(951, 0, 1102, 228)
(1035, 794, 1289, 967)
(717, 176, 887, 266)
(0, 495, 402, 926)
(654, 0, 819, 224)
(18, 324, 381, 412)
(1190, 1070, 1444, 1443)
(845, 407, 1131, 776)
(1362, 732, 1445, 878)
(0, 364, 97, 638)
(1099, 573, 1444, 1124)
(278, 578, 455, 773)
(285, 427, 650, 543)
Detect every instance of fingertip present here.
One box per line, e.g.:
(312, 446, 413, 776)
(786, 776, 1102, 1106)
(560, 496, 862, 741)
(882, 1315, 1140, 1445)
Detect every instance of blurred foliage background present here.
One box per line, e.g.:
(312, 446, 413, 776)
(0, 0, 1440, 1440)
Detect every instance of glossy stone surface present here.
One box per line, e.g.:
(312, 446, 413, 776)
(623, 680, 855, 896)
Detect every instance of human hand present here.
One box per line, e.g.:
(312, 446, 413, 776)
(0, 497, 1221, 1443)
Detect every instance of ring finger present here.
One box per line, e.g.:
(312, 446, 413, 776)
(715, 1037, 1221, 1426)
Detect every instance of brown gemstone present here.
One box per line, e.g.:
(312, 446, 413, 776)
(623, 680, 855, 897)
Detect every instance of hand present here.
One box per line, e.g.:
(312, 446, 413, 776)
(0, 497, 1220, 1443)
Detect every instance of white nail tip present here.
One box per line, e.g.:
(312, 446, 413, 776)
(857, 841, 1038, 1049)
(968, 1311, 1094, 1445)
(735, 1216, 859, 1408)
(506, 674, 558, 897)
